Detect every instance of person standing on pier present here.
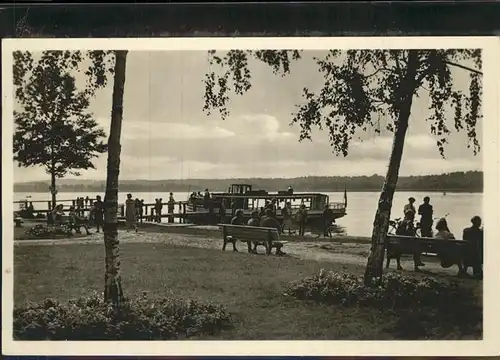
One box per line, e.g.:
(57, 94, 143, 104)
(92, 195, 105, 233)
(154, 198, 163, 223)
(403, 197, 416, 220)
(282, 202, 293, 235)
(218, 200, 227, 224)
(298, 204, 308, 236)
(322, 204, 334, 238)
(231, 198, 238, 216)
(203, 189, 211, 210)
(418, 196, 434, 237)
(168, 193, 175, 223)
(135, 198, 143, 224)
(27, 202, 35, 218)
(125, 193, 138, 232)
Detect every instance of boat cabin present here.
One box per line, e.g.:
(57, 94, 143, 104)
(228, 184, 253, 195)
(212, 184, 335, 213)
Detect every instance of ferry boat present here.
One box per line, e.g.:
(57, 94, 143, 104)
(185, 183, 347, 226)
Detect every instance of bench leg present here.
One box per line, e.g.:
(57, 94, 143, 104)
(246, 241, 254, 253)
(275, 244, 286, 256)
(232, 239, 238, 252)
(265, 242, 271, 256)
(222, 238, 227, 251)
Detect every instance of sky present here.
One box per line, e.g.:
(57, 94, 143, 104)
(13, 50, 483, 182)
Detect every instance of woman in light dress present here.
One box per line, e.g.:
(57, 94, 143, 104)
(125, 193, 137, 232)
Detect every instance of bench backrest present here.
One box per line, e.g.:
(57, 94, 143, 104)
(219, 224, 279, 242)
(387, 234, 466, 255)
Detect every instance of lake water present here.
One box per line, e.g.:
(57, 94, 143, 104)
(14, 191, 483, 237)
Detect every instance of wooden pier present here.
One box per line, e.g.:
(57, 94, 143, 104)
(13, 198, 218, 224)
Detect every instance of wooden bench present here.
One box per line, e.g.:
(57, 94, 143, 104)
(387, 234, 467, 267)
(218, 224, 288, 255)
(55, 215, 91, 234)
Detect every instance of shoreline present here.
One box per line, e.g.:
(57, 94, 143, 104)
(13, 189, 483, 194)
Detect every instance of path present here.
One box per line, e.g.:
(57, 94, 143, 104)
(14, 229, 465, 277)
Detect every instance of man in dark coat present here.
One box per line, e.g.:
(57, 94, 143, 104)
(462, 215, 483, 279)
(418, 196, 434, 237)
(93, 195, 105, 233)
(322, 204, 334, 237)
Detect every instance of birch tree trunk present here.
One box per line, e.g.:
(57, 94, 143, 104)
(103, 50, 128, 305)
(363, 51, 420, 285)
(50, 171, 56, 209)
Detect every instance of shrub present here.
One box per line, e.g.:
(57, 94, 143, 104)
(284, 270, 482, 339)
(285, 269, 477, 309)
(14, 291, 232, 340)
(24, 224, 73, 239)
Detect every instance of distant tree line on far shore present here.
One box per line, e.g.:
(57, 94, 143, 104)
(14, 171, 483, 193)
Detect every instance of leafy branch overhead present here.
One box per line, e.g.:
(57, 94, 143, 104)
(13, 50, 113, 178)
(203, 49, 482, 158)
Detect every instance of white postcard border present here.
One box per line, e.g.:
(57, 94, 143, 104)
(2, 36, 500, 356)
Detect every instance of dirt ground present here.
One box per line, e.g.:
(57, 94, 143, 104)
(14, 226, 465, 278)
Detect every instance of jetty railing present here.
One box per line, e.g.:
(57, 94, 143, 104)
(14, 199, 192, 223)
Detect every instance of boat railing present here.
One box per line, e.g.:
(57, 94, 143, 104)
(329, 202, 346, 210)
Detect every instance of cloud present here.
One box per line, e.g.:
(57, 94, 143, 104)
(351, 136, 393, 152)
(223, 114, 295, 140)
(406, 134, 436, 150)
(121, 121, 235, 140)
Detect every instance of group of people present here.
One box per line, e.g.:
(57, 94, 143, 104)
(230, 206, 281, 253)
(124, 193, 177, 231)
(19, 201, 36, 218)
(228, 198, 313, 239)
(48, 195, 106, 234)
(397, 196, 483, 278)
(73, 196, 93, 209)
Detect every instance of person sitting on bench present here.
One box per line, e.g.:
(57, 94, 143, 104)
(231, 209, 245, 226)
(246, 211, 261, 253)
(68, 206, 91, 235)
(396, 210, 425, 271)
(52, 204, 65, 225)
(260, 209, 285, 255)
(434, 217, 465, 276)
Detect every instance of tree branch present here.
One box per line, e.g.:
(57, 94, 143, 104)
(444, 61, 483, 76)
(366, 67, 397, 78)
(394, 55, 402, 75)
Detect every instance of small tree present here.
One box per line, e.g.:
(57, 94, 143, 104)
(103, 50, 128, 306)
(13, 50, 127, 305)
(202, 49, 482, 283)
(13, 50, 112, 208)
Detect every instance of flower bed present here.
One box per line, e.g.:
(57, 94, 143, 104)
(14, 291, 232, 340)
(284, 270, 482, 339)
(24, 224, 74, 239)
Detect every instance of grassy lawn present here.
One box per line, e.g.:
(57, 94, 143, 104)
(14, 242, 412, 340)
(14, 242, 482, 340)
